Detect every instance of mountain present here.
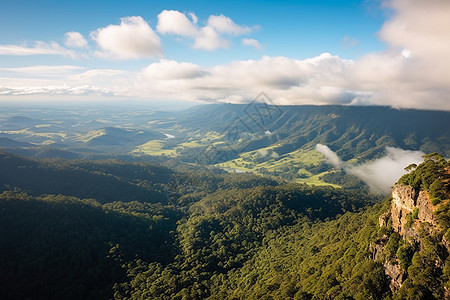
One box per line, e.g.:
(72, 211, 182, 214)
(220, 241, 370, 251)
(1, 116, 41, 129)
(80, 127, 166, 147)
(0, 137, 34, 148)
(178, 104, 450, 160)
(0, 151, 171, 204)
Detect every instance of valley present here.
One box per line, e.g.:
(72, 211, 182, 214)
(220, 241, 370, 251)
(0, 103, 449, 299)
(1, 103, 449, 190)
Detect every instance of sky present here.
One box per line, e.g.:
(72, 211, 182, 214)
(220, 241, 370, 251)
(0, 0, 449, 110)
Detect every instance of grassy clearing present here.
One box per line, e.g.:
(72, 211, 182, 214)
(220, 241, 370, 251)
(215, 148, 337, 187)
(0, 128, 67, 140)
(294, 172, 340, 187)
(131, 140, 178, 157)
(74, 129, 105, 143)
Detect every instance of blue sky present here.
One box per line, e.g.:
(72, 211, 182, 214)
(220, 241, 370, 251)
(1, 0, 449, 110)
(0, 0, 384, 65)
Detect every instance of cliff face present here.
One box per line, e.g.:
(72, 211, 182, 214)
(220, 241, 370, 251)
(391, 184, 437, 237)
(391, 185, 416, 236)
(373, 157, 450, 298)
(374, 183, 448, 294)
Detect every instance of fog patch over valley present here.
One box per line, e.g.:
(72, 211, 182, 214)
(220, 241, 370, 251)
(315, 143, 343, 169)
(316, 144, 424, 194)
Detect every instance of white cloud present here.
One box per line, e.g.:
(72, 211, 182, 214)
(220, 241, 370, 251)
(356, 0, 450, 110)
(315, 144, 343, 169)
(0, 67, 131, 99)
(91, 16, 162, 60)
(156, 10, 197, 37)
(315, 144, 424, 194)
(242, 38, 262, 50)
(0, 85, 113, 97)
(0, 41, 77, 58)
(64, 32, 88, 48)
(188, 12, 198, 24)
(207, 15, 251, 35)
(143, 1, 450, 109)
(142, 59, 208, 80)
(156, 10, 255, 50)
(0, 65, 85, 76)
(2, 1, 450, 111)
(380, 0, 450, 62)
(346, 147, 424, 194)
(194, 26, 228, 50)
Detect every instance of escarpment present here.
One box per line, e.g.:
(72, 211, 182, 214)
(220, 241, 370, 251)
(391, 184, 438, 237)
(372, 155, 450, 298)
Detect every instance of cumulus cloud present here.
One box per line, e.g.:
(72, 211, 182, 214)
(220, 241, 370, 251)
(142, 59, 208, 80)
(2, 0, 450, 111)
(91, 16, 162, 60)
(156, 10, 255, 50)
(242, 38, 262, 49)
(64, 32, 88, 48)
(316, 144, 424, 194)
(156, 10, 198, 37)
(207, 15, 251, 35)
(350, 0, 450, 110)
(145, 1, 450, 109)
(380, 0, 450, 62)
(127, 54, 357, 103)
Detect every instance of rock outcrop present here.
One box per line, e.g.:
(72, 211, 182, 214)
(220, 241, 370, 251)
(391, 184, 437, 237)
(391, 184, 416, 236)
(384, 262, 406, 291)
(375, 183, 447, 293)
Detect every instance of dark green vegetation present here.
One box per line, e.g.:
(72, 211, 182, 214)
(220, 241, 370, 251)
(1, 104, 449, 186)
(1, 102, 449, 299)
(398, 153, 450, 205)
(372, 156, 450, 300)
(0, 151, 385, 299)
(2, 152, 448, 299)
(179, 104, 450, 161)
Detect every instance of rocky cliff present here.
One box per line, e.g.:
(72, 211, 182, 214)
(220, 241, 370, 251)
(372, 156, 450, 298)
(391, 184, 437, 237)
(373, 182, 449, 296)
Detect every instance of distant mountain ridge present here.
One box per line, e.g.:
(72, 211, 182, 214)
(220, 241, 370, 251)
(178, 104, 450, 161)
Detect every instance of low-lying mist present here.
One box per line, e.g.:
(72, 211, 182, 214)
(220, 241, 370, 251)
(315, 144, 424, 194)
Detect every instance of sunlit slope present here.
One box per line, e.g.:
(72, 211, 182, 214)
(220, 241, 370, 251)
(178, 104, 450, 161)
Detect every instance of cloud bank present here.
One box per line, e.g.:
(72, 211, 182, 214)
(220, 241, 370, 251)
(316, 144, 424, 194)
(346, 147, 424, 194)
(1, 1, 450, 111)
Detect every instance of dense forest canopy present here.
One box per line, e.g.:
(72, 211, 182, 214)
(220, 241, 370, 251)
(0, 151, 448, 299)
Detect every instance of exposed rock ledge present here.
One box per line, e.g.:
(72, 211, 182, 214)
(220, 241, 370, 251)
(375, 184, 445, 293)
(391, 184, 436, 237)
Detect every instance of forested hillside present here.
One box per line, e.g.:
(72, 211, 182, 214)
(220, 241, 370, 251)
(1, 105, 449, 188)
(178, 104, 450, 160)
(0, 152, 448, 299)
